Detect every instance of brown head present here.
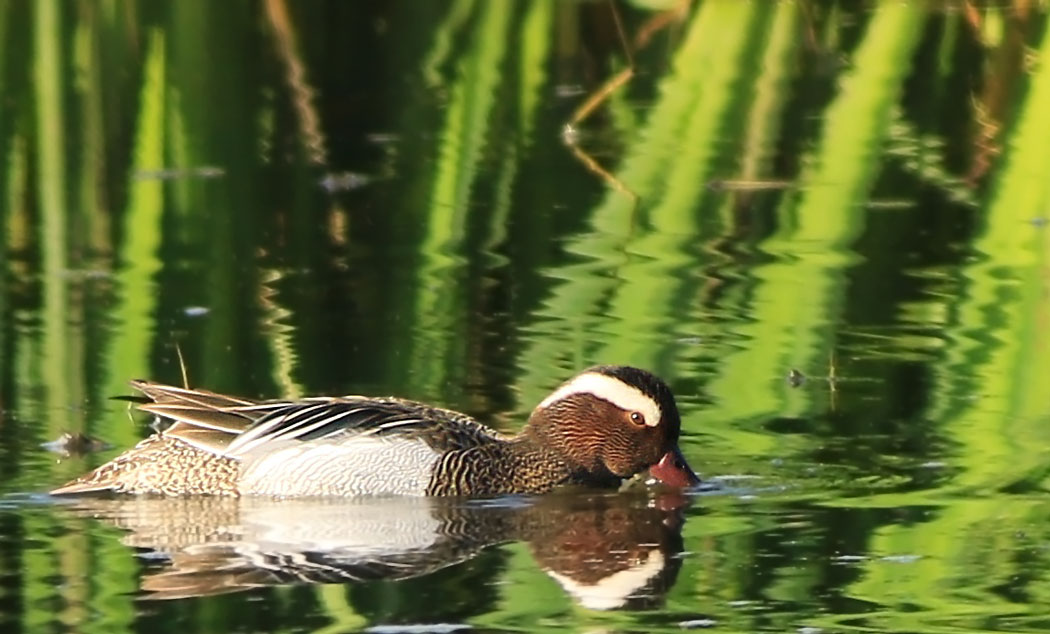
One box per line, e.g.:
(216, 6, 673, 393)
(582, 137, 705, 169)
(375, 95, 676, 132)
(524, 365, 699, 488)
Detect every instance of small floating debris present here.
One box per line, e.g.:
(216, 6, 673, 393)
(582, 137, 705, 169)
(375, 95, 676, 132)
(365, 625, 471, 634)
(41, 432, 111, 457)
(365, 132, 400, 145)
(679, 618, 717, 629)
(1030, 217, 1048, 228)
(61, 268, 114, 280)
(319, 171, 372, 193)
(865, 199, 916, 210)
(554, 84, 586, 98)
(134, 166, 225, 181)
(183, 306, 210, 317)
(786, 368, 806, 387)
(706, 179, 794, 192)
(561, 123, 580, 145)
(880, 554, 921, 564)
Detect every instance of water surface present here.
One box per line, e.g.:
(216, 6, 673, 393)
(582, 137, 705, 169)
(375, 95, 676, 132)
(2, 1, 1050, 632)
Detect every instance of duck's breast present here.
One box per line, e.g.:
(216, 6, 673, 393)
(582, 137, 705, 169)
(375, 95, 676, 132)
(236, 436, 442, 497)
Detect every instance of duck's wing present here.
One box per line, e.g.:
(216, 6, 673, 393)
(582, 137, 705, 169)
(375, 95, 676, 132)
(130, 381, 284, 455)
(129, 381, 504, 459)
(222, 397, 504, 458)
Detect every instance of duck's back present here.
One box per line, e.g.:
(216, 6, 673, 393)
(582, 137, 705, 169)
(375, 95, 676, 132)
(52, 382, 510, 497)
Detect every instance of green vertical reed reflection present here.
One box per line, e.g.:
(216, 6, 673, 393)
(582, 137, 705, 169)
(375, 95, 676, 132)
(517, 0, 552, 143)
(28, 5, 135, 634)
(103, 30, 164, 445)
(412, 1, 513, 395)
(594, 0, 763, 366)
(833, 14, 1050, 631)
(515, 0, 763, 405)
(707, 3, 925, 435)
(679, 0, 801, 458)
(34, 0, 70, 440)
(930, 14, 1050, 493)
(72, 2, 111, 253)
(73, 27, 169, 634)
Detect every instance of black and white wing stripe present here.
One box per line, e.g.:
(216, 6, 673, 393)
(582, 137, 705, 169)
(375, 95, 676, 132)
(223, 398, 474, 458)
(129, 381, 505, 460)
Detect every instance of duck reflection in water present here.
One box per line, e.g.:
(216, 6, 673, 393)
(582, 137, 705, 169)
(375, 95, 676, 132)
(56, 490, 688, 609)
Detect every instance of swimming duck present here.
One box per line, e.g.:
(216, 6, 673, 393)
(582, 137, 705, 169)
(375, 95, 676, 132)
(50, 365, 699, 497)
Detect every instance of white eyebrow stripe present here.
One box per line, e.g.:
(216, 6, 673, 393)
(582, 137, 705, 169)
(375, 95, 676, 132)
(538, 373, 661, 427)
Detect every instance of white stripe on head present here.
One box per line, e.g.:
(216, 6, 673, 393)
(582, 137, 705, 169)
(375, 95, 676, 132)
(538, 372, 662, 427)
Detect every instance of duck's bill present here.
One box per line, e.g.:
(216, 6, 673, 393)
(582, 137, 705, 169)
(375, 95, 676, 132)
(649, 448, 700, 488)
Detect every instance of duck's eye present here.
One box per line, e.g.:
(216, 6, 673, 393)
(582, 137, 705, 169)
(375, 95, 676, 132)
(629, 411, 646, 426)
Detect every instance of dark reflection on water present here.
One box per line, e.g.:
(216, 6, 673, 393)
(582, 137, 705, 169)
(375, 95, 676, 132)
(50, 492, 685, 607)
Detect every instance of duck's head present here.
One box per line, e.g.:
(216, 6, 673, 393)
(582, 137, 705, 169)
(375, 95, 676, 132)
(526, 365, 700, 488)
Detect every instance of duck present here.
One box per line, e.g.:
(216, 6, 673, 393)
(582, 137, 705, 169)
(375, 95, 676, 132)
(50, 365, 700, 497)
